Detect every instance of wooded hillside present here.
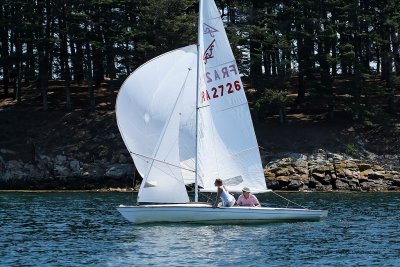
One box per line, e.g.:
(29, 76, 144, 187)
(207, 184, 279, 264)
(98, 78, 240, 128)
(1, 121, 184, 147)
(1, 0, 400, 190)
(1, 0, 399, 121)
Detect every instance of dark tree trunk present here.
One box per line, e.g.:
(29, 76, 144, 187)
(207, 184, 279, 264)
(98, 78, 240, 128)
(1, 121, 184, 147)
(14, 31, 22, 103)
(60, 2, 72, 110)
(376, 47, 381, 73)
(74, 42, 85, 82)
(298, 72, 305, 99)
(297, 23, 306, 99)
(331, 35, 337, 76)
(381, 27, 392, 87)
(37, 0, 51, 111)
(104, 35, 116, 79)
(85, 39, 95, 111)
(351, 4, 363, 121)
(26, 31, 36, 82)
(263, 48, 271, 78)
(249, 0, 264, 88)
(391, 27, 400, 75)
(284, 49, 291, 78)
(1, 5, 10, 97)
(92, 24, 104, 89)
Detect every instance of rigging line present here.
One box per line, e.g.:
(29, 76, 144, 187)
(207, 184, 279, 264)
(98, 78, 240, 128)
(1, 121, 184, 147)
(134, 154, 193, 188)
(228, 145, 261, 158)
(150, 159, 188, 184)
(269, 191, 308, 209)
(219, 101, 248, 112)
(142, 66, 194, 181)
(198, 101, 248, 112)
(130, 151, 195, 173)
(140, 156, 197, 190)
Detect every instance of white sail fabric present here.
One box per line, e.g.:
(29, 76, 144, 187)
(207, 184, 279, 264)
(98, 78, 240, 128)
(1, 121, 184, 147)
(116, 0, 268, 204)
(197, 0, 267, 193)
(116, 45, 197, 203)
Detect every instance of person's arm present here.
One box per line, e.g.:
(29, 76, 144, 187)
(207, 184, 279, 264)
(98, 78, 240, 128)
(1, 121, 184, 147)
(252, 195, 260, 207)
(213, 187, 222, 208)
(236, 195, 242, 206)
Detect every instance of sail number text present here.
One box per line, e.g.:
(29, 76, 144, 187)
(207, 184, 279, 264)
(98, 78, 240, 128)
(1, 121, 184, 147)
(201, 80, 241, 102)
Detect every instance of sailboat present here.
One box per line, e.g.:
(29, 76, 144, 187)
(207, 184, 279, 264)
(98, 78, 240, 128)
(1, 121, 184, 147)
(116, 0, 328, 224)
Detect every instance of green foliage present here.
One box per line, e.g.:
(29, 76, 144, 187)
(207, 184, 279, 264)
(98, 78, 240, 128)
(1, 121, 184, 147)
(253, 89, 287, 115)
(0, 0, 399, 121)
(345, 143, 359, 158)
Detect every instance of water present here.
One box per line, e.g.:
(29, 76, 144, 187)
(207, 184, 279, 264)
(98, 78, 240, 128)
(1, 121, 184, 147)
(1, 192, 400, 266)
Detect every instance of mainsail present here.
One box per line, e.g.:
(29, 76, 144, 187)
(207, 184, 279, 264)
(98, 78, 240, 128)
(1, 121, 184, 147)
(197, 0, 267, 193)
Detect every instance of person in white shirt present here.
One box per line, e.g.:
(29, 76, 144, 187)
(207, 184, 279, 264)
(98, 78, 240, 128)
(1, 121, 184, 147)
(213, 178, 235, 208)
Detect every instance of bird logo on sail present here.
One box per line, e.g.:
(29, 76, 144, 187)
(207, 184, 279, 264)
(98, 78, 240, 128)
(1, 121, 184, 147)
(203, 23, 218, 37)
(203, 39, 216, 64)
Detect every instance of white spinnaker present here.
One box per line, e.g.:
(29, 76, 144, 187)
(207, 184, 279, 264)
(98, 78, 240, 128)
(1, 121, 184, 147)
(116, 45, 197, 203)
(197, 0, 267, 193)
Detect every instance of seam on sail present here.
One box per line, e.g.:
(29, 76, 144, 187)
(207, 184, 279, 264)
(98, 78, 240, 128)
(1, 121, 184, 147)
(131, 152, 195, 173)
(201, 59, 236, 70)
(198, 104, 210, 109)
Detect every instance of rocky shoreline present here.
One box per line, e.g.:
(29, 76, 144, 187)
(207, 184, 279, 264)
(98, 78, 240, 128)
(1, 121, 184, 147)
(1, 148, 399, 192)
(1, 100, 399, 192)
(264, 150, 400, 192)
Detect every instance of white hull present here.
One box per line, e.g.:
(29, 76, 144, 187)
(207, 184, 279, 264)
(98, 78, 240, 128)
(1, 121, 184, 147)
(117, 204, 328, 224)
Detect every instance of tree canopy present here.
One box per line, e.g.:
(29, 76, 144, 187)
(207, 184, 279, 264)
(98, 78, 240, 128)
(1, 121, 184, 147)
(0, 0, 399, 122)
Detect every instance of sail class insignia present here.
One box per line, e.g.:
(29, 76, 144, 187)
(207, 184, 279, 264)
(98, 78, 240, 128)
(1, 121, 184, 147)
(203, 39, 216, 64)
(203, 23, 218, 37)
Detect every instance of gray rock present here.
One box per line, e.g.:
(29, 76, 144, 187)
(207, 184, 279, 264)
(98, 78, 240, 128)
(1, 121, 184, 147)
(69, 160, 81, 174)
(56, 155, 67, 163)
(335, 179, 349, 190)
(54, 164, 70, 177)
(105, 163, 135, 178)
(288, 179, 304, 190)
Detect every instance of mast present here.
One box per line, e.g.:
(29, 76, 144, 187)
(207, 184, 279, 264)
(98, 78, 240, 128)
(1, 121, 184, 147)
(194, 0, 203, 202)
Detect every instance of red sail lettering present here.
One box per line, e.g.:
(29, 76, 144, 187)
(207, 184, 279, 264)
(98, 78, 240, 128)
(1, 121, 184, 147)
(211, 87, 218, 98)
(205, 90, 211, 101)
(227, 83, 233, 94)
(234, 80, 241, 91)
(219, 85, 224, 96)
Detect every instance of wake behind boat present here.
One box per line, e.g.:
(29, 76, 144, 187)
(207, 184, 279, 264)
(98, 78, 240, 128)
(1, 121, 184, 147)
(115, 0, 328, 224)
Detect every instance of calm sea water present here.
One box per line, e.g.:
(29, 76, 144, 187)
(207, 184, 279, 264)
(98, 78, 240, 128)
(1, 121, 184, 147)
(1, 191, 400, 266)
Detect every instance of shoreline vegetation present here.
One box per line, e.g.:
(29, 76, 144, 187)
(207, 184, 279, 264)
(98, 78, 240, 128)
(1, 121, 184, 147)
(0, 81, 399, 192)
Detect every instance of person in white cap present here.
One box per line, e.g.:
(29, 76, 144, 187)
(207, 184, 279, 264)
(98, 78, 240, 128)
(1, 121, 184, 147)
(236, 187, 260, 207)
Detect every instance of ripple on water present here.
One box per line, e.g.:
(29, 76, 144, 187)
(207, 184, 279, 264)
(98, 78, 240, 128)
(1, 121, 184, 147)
(1, 192, 400, 266)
